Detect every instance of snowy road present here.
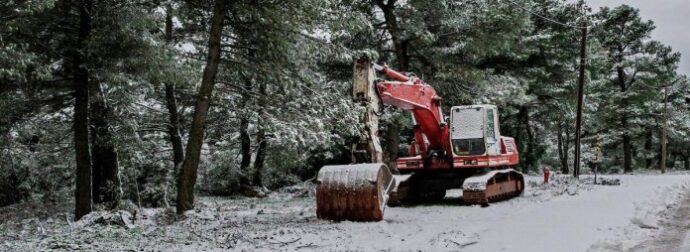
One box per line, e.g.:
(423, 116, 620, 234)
(627, 188, 690, 252)
(3, 173, 690, 251)
(208, 173, 690, 251)
(288, 174, 690, 252)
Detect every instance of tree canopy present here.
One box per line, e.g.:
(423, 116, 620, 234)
(0, 0, 688, 216)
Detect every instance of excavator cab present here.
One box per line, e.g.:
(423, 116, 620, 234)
(450, 105, 501, 157)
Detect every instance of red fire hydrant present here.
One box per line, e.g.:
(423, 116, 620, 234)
(543, 166, 551, 183)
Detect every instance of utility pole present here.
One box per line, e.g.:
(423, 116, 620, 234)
(573, 16, 588, 179)
(661, 85, 669, 174)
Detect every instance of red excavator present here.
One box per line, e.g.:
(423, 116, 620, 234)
(316, 57, 524, 221)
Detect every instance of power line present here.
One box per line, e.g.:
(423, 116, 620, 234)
(502, 0, 590, 29)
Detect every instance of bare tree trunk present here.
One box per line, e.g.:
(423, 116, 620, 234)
(239, 76, 252, 186)
(73, 0, 93, 221)
(165, 84, 184, 168)
(239, 115, 251, 179)
(684, 156, 689, 170)
(164, 5, 184, 170)
(238, 0, 258, 186)
(620, 107, 633, 173)
(90, 84, 120, 205)
(557, 127, 565, 172)
(253, 82, 267, 187)
(176, 0, 227, 214)
(644, 128, 653, 169)
(660, 86, 668, 173)
(623, 132, 632, 173)
(557, 126, 570, 174)
(376, 0, 408, 169)
(670, 154, 677, 168)
(378, 0, 408, 72)
(617, 66, 633, 173)
(383, 118, 401, 168)
(565, 128, 571, 173)
(518, 106, 535, 171)
(253, 128, 266, 187)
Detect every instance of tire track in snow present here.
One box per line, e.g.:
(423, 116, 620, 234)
(628, 189, 690, 252)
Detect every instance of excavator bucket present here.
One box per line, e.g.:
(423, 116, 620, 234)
(315, 57, 394, 222)
(316, 163, 395, 222)
(462, 169, 524, 206)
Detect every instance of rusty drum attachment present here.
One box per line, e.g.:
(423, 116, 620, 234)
(462, 169, 524, 206)
(316, 163, 395, 222)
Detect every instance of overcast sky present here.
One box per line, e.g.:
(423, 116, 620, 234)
(578, 0, 690, 75)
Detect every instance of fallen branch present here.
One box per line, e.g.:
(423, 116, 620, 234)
(266, 237, 301, 247)
(296, 242, 318, 249)
(459, 241, 478, 248)
(448, 239, 478, 248)
(65, 213, 73, 228)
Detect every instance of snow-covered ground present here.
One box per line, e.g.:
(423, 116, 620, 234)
(1, 173, 690, 251)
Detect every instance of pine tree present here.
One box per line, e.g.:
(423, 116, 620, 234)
(593, 5, 680, 173)
(177, 0, 228, 214)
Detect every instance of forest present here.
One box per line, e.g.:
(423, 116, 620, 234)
(1, 0, 689, 222)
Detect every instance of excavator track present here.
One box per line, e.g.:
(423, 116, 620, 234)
(462, 169, 524, 206)
(316, 163, 395, 221)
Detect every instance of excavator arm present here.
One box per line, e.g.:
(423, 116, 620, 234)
(317, 57, 448, 221)
(372, 62, 450, 157)
(352, 58, 450, 161)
